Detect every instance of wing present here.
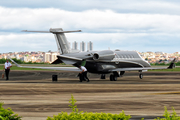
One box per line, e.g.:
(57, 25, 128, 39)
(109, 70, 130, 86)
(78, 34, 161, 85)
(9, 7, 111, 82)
(51, 58, 63, 64)
(110, 58, 176, 72)
(9, 58, 81, 72)
(110, 67, 168, 72)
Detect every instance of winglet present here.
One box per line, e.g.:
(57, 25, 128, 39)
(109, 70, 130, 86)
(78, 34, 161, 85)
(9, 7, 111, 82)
(168, 58, 176, 69)
(8, 57, 21, 67)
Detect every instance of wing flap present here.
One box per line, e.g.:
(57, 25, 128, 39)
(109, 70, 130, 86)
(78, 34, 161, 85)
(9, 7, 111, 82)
(110, 67, 168, 72)
(57, 55, 82, 65)
(51, 59, 63, 64)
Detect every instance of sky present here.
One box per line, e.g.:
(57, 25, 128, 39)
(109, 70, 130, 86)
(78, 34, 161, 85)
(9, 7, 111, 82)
(0, 0, 180, 53)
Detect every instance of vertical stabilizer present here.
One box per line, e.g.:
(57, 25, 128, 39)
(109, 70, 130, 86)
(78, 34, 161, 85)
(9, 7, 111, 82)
(50, 28, 70, 54)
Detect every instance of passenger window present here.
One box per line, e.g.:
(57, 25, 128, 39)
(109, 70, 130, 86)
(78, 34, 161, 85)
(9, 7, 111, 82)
(130, 55, 133, 58)
(122, 55, 125, 58)
(130, 54, 134, 58)
(124, 55, 127, 58)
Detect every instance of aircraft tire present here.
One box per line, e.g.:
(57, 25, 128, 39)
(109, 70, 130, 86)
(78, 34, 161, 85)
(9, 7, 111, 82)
(110, 75, 117, 81)
(139, 74, 143, 79)
(101, 74, 106, 79)
(113, 76, 117, 81)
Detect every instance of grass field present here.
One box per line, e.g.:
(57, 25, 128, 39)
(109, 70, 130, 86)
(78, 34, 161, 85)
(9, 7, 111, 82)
(0, 64, 180, 72)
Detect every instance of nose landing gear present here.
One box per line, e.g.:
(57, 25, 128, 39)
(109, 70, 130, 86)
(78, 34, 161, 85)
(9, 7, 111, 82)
(139, 70, 143, 79)
(139, 73, 143, 79)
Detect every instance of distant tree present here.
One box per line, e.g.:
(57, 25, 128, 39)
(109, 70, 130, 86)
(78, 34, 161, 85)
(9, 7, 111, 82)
(26, 61, 33, 64)
(12, 58, 24, 64)
(159, 59, 162, 62)
(175, 62, 180, 66)
(0, 58, 6, 64)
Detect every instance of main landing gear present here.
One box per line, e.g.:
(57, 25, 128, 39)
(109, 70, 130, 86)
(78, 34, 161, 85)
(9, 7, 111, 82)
(101, 74, 117, 81)
(101, 74, 106, 79)
(139, 73, 143, 79)
(110, 71, 120, 81)
(110, 74, 117, 81)
(109, 71, 125, 81)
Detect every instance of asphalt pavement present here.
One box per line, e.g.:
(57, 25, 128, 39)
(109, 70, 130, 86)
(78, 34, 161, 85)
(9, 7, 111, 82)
(0, 71, 180, 120)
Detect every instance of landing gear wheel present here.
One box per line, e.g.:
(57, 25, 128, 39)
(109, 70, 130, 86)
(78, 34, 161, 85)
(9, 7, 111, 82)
(110, 75, 113, 81)
(101, 74, 106, 79)
(113, 76, 117, 81)
(110, 75, 117, 81)
(139, 74, 143, 79)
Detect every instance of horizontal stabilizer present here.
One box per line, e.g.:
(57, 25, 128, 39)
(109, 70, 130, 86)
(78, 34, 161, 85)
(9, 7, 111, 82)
(22, 29, 81, 33)
(22, 30, 50, 33)
(22, 28, 81, 55)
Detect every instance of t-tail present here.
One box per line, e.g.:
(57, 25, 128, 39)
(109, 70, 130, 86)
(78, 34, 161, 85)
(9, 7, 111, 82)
(22, 28, 81, 54)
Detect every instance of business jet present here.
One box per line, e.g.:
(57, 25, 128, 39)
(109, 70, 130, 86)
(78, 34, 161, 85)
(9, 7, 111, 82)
(9, 28, 176, 81)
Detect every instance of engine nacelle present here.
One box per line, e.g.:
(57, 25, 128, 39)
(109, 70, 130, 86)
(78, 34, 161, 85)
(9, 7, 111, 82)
(93, 50, 115, 60)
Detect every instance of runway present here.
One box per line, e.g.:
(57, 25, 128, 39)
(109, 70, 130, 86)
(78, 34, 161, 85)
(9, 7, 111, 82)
(1, 71, 180, 120)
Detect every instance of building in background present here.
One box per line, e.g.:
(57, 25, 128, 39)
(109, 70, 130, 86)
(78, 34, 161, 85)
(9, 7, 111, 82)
(43, 52, 58, 63)
(51, 52, 58, 62)
(80, 41, 86, 52)
(43, 52, 51, 63)
(68, 42, 71, 49)
(72, 41, 78, 50)
(87, 41, 93, 51)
